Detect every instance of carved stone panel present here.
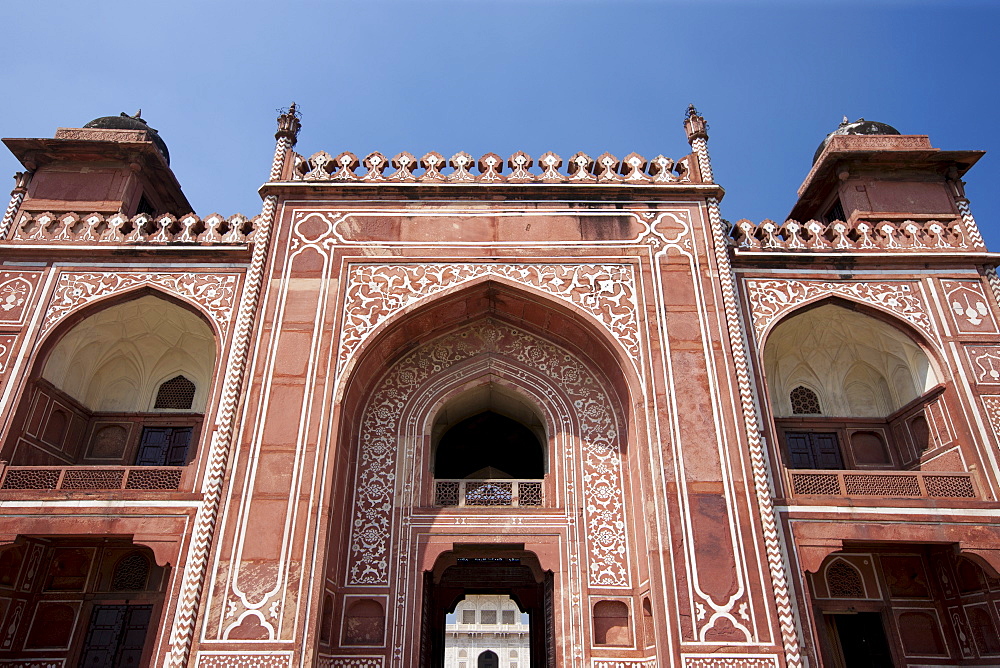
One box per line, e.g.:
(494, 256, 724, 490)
(941, 280, 998, 334)
(338, 262, 640, 378)
(42, 272, 240, 336)
(964, 346, 1000, 384)
(744, 279, 934, 344)
(0, 271, 42, 326)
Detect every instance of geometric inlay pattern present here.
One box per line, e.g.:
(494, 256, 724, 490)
(196, 653, 292, 668)
(42, 272, 240, 335)
(744, 279, 934, 343)
(317, 658, 383, 668)
(981, 396, 1000, 437)
(682, 657, 780, 668)
(339, 263, 639, 377)
(347, 320, 628, 587)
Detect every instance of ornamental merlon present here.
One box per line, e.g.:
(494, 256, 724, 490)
(275, 149, 711, 186)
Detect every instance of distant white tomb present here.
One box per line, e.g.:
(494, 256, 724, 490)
(444, 594, 531, 668)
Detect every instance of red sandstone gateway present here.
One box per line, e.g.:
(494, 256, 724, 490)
(0, 107, 997, 667)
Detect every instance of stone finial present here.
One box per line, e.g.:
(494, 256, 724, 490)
(684, 104, 709, 144)
(11, 171, 31, 195)
(276, 102, 302, 144)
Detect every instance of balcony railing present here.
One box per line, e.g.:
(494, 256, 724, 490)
(0, 465, 184, 491)
(788, 469, 977, 499)
(434, 479, 543, 507)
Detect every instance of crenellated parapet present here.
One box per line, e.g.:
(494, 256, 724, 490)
(5, 211, 258, 246)
(282, 149, 703, 184)
(732, 215, 986, 253)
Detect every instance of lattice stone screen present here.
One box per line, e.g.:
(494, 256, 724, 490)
(434, 480, 544, 507)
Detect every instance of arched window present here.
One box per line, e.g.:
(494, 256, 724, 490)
(957, 557, 986, 593)
(593, 600, 630, 646)
(764, 303, 944, 477)
(342, 598, 385, 645)
(155, 375, 196, 410)
(3, 295, 215, 468)
(111, 551, 150, 591)
(790, 386, 821, 415)
(967, 606, 1000, 654)
(826, 560, 865, 599)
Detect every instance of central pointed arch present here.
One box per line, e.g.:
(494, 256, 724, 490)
(321, 280, 644, 666)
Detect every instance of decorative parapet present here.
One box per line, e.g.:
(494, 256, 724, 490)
(788, 469, 977, 499)
(732, 216, 985, 253)
(5, 211, 257, 246)
(0, 465, 184, 491)
(285, 150, 702, 184)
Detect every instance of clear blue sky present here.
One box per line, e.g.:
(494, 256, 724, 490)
(3, 1, 998, 246)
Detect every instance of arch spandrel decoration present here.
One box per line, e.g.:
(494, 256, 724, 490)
(744, 279, 936, 345)
(346, 319, 629, 587)
(41, 271, 240, 336)
(338, 262, 640, 378)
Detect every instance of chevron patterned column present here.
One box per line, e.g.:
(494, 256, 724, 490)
(164, 105, 300, 668)
(0, 171, 31, 239)
(956, 198, 986, 249)
(686, 108, 803, 668)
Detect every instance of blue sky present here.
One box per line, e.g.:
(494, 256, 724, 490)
(3, 1, 998, 246)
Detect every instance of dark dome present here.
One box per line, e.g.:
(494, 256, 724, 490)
(83, 112, 170, 164)
(812, 117, 900, 163)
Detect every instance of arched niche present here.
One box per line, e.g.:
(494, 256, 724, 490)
(762, 301, 952, 473)
(41, 294, 215, 413)
(3, 293, 217, 468)
(764, 302, 937, 419)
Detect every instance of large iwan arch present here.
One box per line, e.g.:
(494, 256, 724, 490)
(318, 283, 647, 666)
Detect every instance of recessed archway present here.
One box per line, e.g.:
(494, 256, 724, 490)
(2, 293, 216, 468)
(764, 302, 937, 419)
(325, 280, 636, 667)
(762, 302, 951, 474)
(433, 383, 546, 480)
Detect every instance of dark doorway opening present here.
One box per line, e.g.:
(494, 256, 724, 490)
(827, 612, 894, 668)
(478, 649, 499, 668)
(435, 411, 543, 479)
(421, 548, 553, 668)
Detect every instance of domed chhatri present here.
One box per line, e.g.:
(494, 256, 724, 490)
(812, 116, 901, 163)
(83, 110, 170, 164)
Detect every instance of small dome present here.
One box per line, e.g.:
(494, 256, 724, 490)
(83, 111, 170, 164)
(812, 117, 900, 163)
